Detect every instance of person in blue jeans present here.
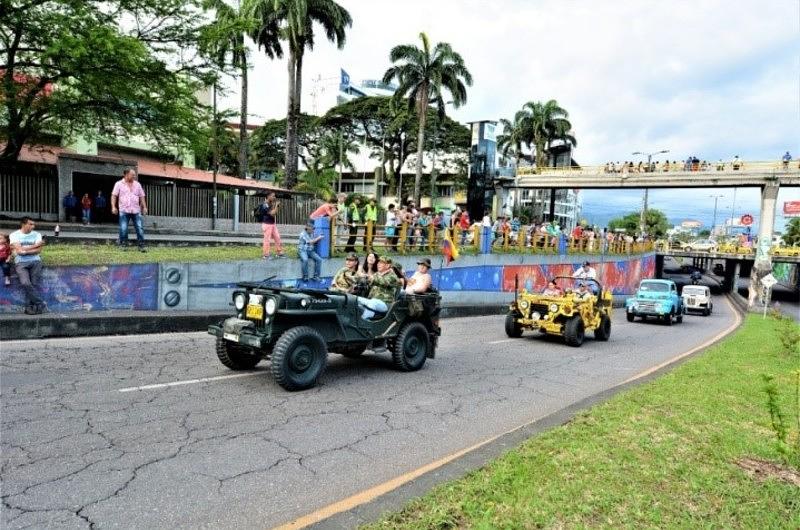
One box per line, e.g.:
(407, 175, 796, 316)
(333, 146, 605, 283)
(111, 169, 148, 252)
(298, 222, 324, 282)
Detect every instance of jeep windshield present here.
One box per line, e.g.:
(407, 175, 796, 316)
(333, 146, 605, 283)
(639, 282, 669, 292)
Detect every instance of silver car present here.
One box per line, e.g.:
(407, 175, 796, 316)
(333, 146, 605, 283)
(682, 285, 713, 316)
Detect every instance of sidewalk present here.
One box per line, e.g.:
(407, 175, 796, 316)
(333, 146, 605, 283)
(0, 304, 508, 341)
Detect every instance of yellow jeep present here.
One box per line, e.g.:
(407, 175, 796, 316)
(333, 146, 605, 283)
(505, 277, 613, 347)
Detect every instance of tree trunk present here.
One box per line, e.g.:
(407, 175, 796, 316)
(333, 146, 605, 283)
(293, 50, 303, 181)
(238, 55, 249, 180)
(0, 134, 24, 162)
(414, 90, 429, 205)
(284, 47, 298, 189)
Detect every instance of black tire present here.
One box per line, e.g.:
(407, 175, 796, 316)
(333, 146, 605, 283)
(626, 312, 635, 323)
(564, 316, 585, 347)
(270, 326, 327, 391)
(391, 322, 430, 372)
(505, 312, 523, 338)
(594, 314, 611, 341)
(676, 308, 684, 324)
(709, 304, 713, 315)
(216, 337, 261, 370)
(664, 311, 673, 326)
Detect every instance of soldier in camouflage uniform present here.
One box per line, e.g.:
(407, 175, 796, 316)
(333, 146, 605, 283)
(331, 252, 359, 293)
(359, 256, 400, 319)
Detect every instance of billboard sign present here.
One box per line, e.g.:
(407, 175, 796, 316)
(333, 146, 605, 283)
(783, 201, 800, 217)
(740, 214, 754, 226)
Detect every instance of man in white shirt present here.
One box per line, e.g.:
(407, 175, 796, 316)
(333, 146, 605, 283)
(573, 261, 597, 280)
(9, 217, 45, 314)
(405, 258, 433, 294)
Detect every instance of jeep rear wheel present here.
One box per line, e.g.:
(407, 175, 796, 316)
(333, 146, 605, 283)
(564, 316, 585, 347)
(391, 322, 430, 372)
(216, 337, 261, 370)
(505, 312, 523, 338)
(594, 314, 611, 341)
(271, 326, 327, 391)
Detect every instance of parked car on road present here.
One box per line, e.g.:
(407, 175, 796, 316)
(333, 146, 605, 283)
(625, 279, 685, 325)
(681, 239, 718, 253)
(682, 285, 713, 316)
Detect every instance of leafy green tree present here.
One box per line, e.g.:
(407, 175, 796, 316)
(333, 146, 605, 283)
(382, 32, 472, 204)
(202, 0, 281, 180)
(1, 0, 212, 161)
(522, 99, 574, 168)
(609, 209, 670, 237)
(246, 0, 351, 190)
(783, 217, 800, 246)
(295, 168, 336, 199)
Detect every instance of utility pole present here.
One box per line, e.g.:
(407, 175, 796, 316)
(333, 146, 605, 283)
(728, 188, 737, 236)
(632, 149, 669, 237)
(710, 194, 724, 237)
(362, 129, 367, 195)
(212, 82, 218, 230)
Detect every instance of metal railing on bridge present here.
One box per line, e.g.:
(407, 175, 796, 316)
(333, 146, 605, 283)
(516, 160, 800, 177)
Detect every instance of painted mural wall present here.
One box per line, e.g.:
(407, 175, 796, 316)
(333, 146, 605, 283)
(0, 254, 655, 314)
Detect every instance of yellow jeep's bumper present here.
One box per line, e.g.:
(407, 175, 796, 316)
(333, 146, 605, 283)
(520, 317, 563, 334)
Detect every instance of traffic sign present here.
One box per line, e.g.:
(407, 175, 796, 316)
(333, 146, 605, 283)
(761, 273, 777, 289)
(740, 214, 754, 226)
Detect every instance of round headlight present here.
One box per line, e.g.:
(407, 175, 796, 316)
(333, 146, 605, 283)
(519, 300, 529, 309)
(531, 311, 541, 321)
(549, 303, 558, 313)
(233, 293, 246, 311)
(265, 297, 277, 315)
(300, 299, 308, 307)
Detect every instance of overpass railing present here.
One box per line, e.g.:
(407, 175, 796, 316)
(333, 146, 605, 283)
(516, 160, 800, 177)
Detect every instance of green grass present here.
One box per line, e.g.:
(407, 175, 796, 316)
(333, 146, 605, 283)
(367, 316, 800, 529)
(41, 242, 298, 266)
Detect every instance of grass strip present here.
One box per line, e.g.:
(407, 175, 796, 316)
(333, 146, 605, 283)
(367, 315, 800, 529)
(40, 242, 298, 266)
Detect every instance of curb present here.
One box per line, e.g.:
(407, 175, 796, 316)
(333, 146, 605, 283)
(1, 305, 510, 341)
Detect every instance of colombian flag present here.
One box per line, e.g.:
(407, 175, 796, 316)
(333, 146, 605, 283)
(442, 229, 459, 265)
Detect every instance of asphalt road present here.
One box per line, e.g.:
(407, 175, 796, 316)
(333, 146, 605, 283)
(2, 301, 738, 529)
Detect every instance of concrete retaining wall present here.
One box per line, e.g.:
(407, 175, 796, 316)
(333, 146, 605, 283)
(0, 253, 656, 314)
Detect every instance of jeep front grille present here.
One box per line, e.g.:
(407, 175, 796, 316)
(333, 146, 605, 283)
(637, 301, 660, 312)
(531, 303, 550, 315)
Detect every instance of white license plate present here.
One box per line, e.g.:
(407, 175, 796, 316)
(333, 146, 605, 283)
(223, 332, 239, 342)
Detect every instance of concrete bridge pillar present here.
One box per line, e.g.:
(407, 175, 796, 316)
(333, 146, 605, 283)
(655, 254, 664, 278)
(723, 259, 740, 293)
(748, 182, 780, 307)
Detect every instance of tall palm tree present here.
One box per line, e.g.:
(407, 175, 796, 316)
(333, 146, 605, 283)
(203, 0, 281, 180)
(497, 110, 531, 168)
(522, 99, 573, 168)
(247, 0, 352, 190)
(383, 32, 472, 204)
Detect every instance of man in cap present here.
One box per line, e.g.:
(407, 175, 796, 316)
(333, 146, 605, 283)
(297, 222, 323, 282)
(359, 255, 400, 319)
(405, 257, 433, 294)
(574, 282, 593, 301)
(572, 260, 597, 281)
(331, 252, 359, 293)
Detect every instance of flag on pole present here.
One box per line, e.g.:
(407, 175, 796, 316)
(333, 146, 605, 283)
(442, 229, 460, 265)
(340, 68, 350, 90)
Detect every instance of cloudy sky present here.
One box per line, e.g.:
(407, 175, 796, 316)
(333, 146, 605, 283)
(219, 0, 800, 230)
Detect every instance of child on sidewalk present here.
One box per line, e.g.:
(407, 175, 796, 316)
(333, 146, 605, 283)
(0, 232, 12, 286)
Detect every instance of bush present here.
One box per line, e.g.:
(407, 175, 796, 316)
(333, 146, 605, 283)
(761, 371, 800, 467)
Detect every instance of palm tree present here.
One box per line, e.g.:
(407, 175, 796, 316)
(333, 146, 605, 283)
(784, 217, 800, 246)
(247, 0, 352, 190)
(497, 110, 531, 168)
(383, 32, 472, 204)
(203, 0, 281, 180)
(522, 99, 573, 168)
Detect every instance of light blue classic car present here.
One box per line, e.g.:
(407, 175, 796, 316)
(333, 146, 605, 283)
(625, 279, 684, 325)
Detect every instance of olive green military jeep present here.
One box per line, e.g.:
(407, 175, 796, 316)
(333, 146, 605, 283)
(208, 280, 441, 391)
(505, 276, 613, 347)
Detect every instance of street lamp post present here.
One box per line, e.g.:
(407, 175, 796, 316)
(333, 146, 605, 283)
(709, 194, 724, 236)
(632, 149, 669, 236)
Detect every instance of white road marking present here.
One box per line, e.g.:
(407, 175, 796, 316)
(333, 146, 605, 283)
(487, 339, 515, 344)
(118, 372, 262, 393)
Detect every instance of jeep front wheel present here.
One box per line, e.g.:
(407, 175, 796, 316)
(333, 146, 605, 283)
(505, 312, 523, 338)
(216, 337, 262, 370)
(564, 316, 585, 347)
(594, 314, 611, 341)
(271, 326, 328, 391)
(391, 322, 430, 372)
(626, 312, 635, 322)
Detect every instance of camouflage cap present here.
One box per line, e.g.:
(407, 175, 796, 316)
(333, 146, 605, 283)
(378, 255, 393, 264)
(345, 252, 358, 260)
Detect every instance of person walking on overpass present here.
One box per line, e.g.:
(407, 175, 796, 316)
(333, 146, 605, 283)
(782, 151, 792, 170)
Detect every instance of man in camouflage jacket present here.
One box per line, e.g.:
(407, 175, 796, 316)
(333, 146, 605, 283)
(331, 252, 359, 293)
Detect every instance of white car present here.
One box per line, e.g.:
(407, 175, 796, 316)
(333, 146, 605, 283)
(682, 285, 713, 316)
(681, 239, 718, 253)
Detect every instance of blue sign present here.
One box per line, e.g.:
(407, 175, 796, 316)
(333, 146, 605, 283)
(340, 68, 350, 90)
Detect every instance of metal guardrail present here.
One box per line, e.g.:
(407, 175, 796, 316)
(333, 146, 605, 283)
(516, 161, 800, 177)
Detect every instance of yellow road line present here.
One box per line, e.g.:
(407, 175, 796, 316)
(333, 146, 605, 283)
(274, 297, 743, 530)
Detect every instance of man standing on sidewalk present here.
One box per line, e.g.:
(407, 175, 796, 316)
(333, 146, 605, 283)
(111, 168, 148, 252)
(9, 217, 45, 314)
